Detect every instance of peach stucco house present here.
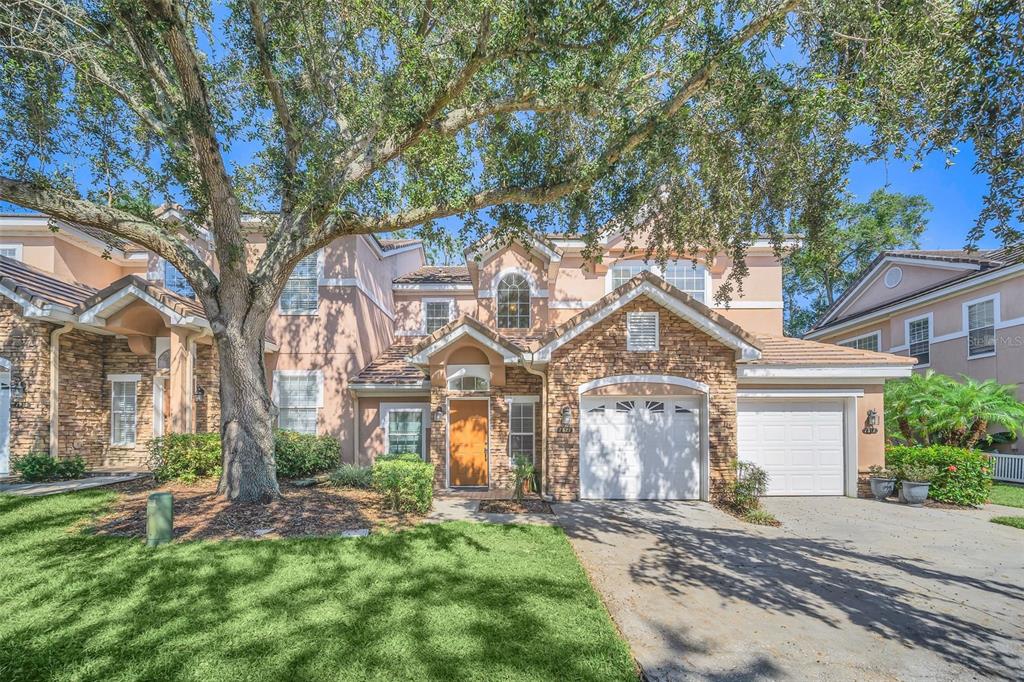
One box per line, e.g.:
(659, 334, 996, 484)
(0, 212, 915, 499)
(805, 248, 1024, 451)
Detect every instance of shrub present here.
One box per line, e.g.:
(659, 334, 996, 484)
(377, 452, 422, 463)
(867, 465, 897, 479)
(727, 461, 770, 513)
(330, 463, 373, 489)
(12, 453, 87, 482)
(273, 430, 340, 479)
(886, 445, 993, 506)
(742, 507, 780, 526)
(511, 455, 536, 502)
(372, 457, 434, 513)
(149, 433, 222, 483)
(900, 463, 939, 483)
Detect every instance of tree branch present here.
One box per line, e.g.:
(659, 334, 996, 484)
(0, 176, 217, 292)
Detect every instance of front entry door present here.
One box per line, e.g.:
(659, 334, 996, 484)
(449, 399, 488, 486)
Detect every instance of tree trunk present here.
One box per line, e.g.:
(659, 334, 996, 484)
(964, 419, 989, 450)
(214, 328, 280, 502)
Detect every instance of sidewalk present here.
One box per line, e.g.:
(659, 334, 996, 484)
(0, 474, 144, 497)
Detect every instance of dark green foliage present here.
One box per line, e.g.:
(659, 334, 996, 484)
(0, 493, 636, 681)
(372, 457, 435, 513)
(377, 452, 423, 463)
(12, 453, 86, 482)
(329, 464, 373, 489)
(512, 455, 536, 503)
(886, 445, 993, 506)
(149, 434, 222, 484)
(728, 461, 770, 513)
(273, 431, 340, 479)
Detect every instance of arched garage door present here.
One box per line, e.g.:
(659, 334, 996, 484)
(579, 397, 701, 499)
(737, 399, 845, 495)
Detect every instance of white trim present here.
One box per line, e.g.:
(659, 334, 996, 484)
(884, 266, 903, 288)
(380, 402, 430, 460)
(504, 395, 541, 404)
(807, 262, 1024, 338)
(578, 374, 710, 395)
(318, 277, 396, 320)
(0, 357, 10, 370)
(549, 300, 596, 309)
(107, 373, 142, 382)
(531, 280, 761, 362)
(507, 399, 536, 465)
(408, 324, 521, 365)
(78, 285, 209, 329)
(963, 293, 999, 360)
(0, 243, 23, 261)
(605, 259, 710, 303)
(445, 396, 491, 488)
(393, 282, 475, 292)
(493, 267, 547, 297)
(884, 256, 982, 271)
(278, 249, 323, 316)
(737, 365, 913, 380)
(838, 330, 882, 352)
(626, 311, 659, 352)
(468, 234, 562, 265)
(422, 297, 456, 334)
(737, 388, 864, 398)
(153, 378, 165, 438)
(904, 312, 933, 369)
(271, 369, 324, 407)
(350, 381, 429, 392)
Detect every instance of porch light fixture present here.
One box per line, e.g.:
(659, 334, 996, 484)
(194, 385, 206, 402)
(10, 377, 26, 401)
(863, 408, 879, 434)
(433, 404, 446, 423)
(560, 405, 572, 427)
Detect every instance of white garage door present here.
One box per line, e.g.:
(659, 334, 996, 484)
(580, 397, 701, 499)
(737, 399, 845, 495)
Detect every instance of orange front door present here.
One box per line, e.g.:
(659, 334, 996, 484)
(449, 400, 488, 486)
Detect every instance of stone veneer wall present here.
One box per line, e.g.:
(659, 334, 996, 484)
(427, 366, 543, 489)
(0, 298, 54, 457)
(194, 342, 221, 433)
(102, 338, 155, 468)
(57, 330, 107, 465)
(545, 297, 739, 501)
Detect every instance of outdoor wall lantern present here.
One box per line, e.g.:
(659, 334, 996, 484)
(557, 405, 573, 433)
(863, 408, 879, 434)
(433, 404, 446, 423)
(194, 385, 206, 402)
(10, 377, 26, 401)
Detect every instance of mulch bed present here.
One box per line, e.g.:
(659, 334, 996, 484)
(88, 479, 418, 542)
(478, 498, 553, 514)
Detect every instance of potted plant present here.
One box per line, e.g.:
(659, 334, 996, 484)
(899, 463, 940, 507)
(867, 465, 897, 501)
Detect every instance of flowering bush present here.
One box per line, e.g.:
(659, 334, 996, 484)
(886, 445, 993, 506)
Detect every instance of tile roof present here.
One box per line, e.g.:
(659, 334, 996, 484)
(393, 265, 471, 284)
(0, 254, 98, 309)
(76, 275, 207, 319)
(377, 238, 421, 251)
(750, 334, 917, 366)
(350, 345, 427, 386)
(65, 221, 132, 251)
(408, 315, 526, 359)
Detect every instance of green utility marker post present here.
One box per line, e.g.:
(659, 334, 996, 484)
(147, 492, 173, 547)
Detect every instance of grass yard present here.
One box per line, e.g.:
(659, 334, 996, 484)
(991, 516, 1024, 530)
(0, 491, 636, 682)
(989, 483, 1024, 509)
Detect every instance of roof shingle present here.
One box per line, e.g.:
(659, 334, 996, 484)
(351, 345, 427, 385)
(0, 255, 97, 309)
(751, 334, 917, 366)
(393, 265, 471, 284)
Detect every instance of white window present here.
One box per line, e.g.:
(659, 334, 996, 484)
(424, 299, 453, 334)
(967, 298, 996, 358)
(274, 371, 322, 434)
(839, 332, 880, 352)
(163, 261, 195, 298)
(109, 376, 139, 446)
(611, 262, 650, 288)
(448, 376, 488, 391)
(907, 316, 931, 367)
(381, 405, 427, 457)
(279, 252, 320, 314)
(664, 263, 707, 304)
(627, 312, 659, 351)
(0, 244, 23, 261)
(497, 273, 531, 328)
(509, 402, 535, 464)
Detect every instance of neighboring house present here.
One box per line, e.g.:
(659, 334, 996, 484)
(0, 215, 915, 500)
(805, 247, 1024, 451)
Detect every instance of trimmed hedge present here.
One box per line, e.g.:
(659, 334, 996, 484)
(149, 433, 222, 483)
(372, 454, 434, 513)
(329, 463, 373, 489)
(273, 430, 340, 479)
(886, 445, 994, 507)
(12, 453, 87, 482)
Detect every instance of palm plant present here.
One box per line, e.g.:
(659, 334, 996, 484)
(884, 371, 953, 445)
(930, 377, 1024, 448)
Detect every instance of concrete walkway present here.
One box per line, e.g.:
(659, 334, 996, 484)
(425, 495, 559, 525)
(0, 474, 144, 497)
(557, 497, 1024, 681)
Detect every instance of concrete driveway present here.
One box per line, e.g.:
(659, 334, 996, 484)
(556, 497, 1024, 681)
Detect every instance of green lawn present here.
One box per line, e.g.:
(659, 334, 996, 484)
(991, 516, 1024, 530)
(0, 492, 636, 682)
(989, 483, 1024, 508)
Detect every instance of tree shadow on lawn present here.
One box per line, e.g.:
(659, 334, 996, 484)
(0, 493, 636, 682)
(560, 502, 1023, 680)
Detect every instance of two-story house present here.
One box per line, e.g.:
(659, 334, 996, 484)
(805, 248, 1024, 450)
(1, 214, 915, 499)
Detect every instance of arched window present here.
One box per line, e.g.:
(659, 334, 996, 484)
(496, 273, 531, 328)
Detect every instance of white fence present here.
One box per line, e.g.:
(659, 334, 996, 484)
(989, 452, 1024, 484)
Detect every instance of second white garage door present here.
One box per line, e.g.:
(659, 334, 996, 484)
(737, 399, 845, 495)
(579, 397, 701, 499)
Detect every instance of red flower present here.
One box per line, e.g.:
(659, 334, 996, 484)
(947, 465, 957, 472)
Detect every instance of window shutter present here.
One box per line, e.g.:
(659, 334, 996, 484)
(627, 312, 659, 351)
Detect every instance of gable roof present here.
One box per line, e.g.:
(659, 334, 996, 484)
(393, 265, 471, 285)
(530, 271, 763, 362)
(464, 229, 563, 264)
(76, 275, 207, 323)
(0, 254, 98, 312)
(808, 247, 1020, 334)
(407, 315, 528, 365)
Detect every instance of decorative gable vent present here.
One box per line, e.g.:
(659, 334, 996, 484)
(626, 312, 659, 351)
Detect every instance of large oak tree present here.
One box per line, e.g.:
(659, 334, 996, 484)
(1, 0, 1021, 501)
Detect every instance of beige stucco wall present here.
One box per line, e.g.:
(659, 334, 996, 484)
(355, 396, 432, 467)
(6, 235, 143, 287)
(839, 263, 970, 319)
